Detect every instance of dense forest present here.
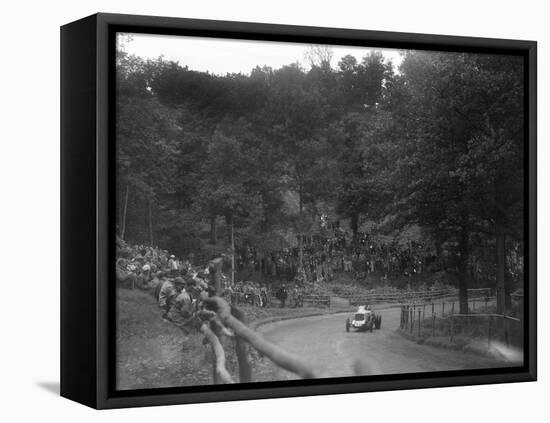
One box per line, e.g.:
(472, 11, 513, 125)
(116, 42, 524, 314)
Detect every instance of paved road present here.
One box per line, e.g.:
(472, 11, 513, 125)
(257, 306, 521, 380)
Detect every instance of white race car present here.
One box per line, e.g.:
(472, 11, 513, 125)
(346, 306, 381, 332)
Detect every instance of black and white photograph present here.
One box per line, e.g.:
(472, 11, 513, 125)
(2, 0, 548, 419)
(114, 32, 527, 391)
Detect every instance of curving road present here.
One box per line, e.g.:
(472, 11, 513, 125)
(257, 306, 521, 380)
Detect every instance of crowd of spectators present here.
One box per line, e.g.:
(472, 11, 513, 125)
(115, 221, 440, 323)
(117, 236, 223, 321)
(115, 236, 308, 328)
(234, 227, 437, 285)
(225, 282, 304, 308)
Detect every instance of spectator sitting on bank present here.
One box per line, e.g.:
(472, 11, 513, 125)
(159, 277, 184, 320)
(191, 270, 209, 291)
(140, 263, 152, 288)
(149, 270, 165, 293)
(166, 279, 195, 328)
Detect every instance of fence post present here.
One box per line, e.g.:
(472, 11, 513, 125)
(450, 317, 454, 342)
(487, 316, 492, 348)
(431, 302, 434, 314)
(410, 308, 413, 333)
(472, 298, 476, 310)
(442, 301, 445, 314)
(230, 306, 252, 383)
(417, 310, 422, 336)
(432, 314, 436, 337)
(451, 301, 455, 314)
(504, 317, 509, 346)
(209, 257, 223, 296)
(200, 323, 235, 385)
(453, 317, 456, 341)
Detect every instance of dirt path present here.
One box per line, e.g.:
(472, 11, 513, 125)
(256, 307, 521, 380)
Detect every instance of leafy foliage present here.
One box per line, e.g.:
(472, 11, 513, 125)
(116, 46, 525, 312)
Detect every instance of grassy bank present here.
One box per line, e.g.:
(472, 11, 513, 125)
(116, 288, 335, 389)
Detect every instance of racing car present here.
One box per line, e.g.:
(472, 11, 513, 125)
(346, 305, 381, 332)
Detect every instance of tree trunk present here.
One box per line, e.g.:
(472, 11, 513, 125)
(471, 255, 477, 283)
(298, 184, 304, 272)
(298, 235, 303, 273)
(504, 239, 513, 310)
(458, 225, 469, 314)
(148, 195, 154, 246)
(210, 215, 217, 244)
(225, 216, 232, 245)
(231, 221, 235, 286)
(120, 183, 129, 240)
(351, 213, 359, 246)
(496, 225, 506, 314)
(209, 258, 223, 296)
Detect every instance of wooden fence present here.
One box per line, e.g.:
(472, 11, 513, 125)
(199, 296, 317, 384)
(348, 287, 492, 306)
(228, 292, 330, 308)
(302, 295, 331, 307)
(399, 301, 522, 348)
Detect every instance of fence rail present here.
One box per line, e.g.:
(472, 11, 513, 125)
(302, 295, 331, 307)
(228, 292, 330, 308)
(347, 287, 492, 306)
(201, 297, 317, 382)
(399, 302, 522, 348)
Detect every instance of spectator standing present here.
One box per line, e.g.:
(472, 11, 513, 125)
(278, 284, 288, 308)
(168, 254, 179, 276)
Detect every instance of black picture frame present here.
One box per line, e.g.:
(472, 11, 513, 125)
(60, 12, 537, 409)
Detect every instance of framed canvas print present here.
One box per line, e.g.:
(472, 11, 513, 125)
(60, 13, 537, 409)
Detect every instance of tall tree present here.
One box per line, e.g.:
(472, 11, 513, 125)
(389, 51, 524, 313)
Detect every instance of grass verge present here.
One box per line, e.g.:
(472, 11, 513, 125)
(116, 288, 338, 389)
